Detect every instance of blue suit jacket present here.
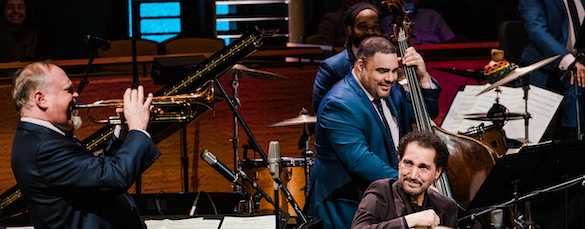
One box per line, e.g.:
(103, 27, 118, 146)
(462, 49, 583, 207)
(11, 122, 160, 229)
(520, 0, 577, 68)
(312, 49, 353, 111)
(308, 73, 440, 229)
(520, 0, 585, 127)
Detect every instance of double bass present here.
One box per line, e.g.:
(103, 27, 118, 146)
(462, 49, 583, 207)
(383, 0, 499, 209)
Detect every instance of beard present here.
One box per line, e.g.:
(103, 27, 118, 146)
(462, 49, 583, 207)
(71, 110, 82, 130)
(351, 34, 369, 47)
(401, 177, 426, 196)
(350, 29, 382, 47)
(57, 102, 82, 133)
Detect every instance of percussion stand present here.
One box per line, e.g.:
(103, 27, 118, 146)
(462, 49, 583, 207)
(521, 75, 532, 144)
(214, 79, 301, 223)
(301, 108, 312, 197)
(230, 70, 244, 194)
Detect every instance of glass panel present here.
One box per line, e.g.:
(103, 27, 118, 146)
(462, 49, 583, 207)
(141, 2, 180, 17)
(141, 18, 181, 34)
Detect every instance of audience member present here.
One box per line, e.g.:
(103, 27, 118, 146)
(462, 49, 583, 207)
(0, 0, 39, 62)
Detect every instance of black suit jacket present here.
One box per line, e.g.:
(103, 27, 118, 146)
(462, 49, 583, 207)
(352, 178, 457, 229)
(11, 121, 160, 229)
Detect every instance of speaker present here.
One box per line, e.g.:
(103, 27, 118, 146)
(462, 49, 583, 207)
(150, 55, 207, 85)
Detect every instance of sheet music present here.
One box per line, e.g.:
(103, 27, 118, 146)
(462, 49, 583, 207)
(220, 215, 275, 229)
(441, 91, 476, 132)
(441, 84, 563, 143)
(146, 217, 222, 229)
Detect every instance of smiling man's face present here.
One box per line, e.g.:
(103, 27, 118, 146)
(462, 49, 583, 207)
(356, 52, 400, 98)
(398, 142, 442, 201)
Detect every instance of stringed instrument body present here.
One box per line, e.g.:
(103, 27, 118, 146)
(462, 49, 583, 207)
(385, 0, 499, 208)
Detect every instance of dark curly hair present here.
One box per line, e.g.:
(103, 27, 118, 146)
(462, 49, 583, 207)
(397, 131, 449, 170)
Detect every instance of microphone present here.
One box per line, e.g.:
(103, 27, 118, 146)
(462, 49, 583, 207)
(268, 141, 281, 182)
(84, 34, 111, 50)
(201, 149, 276, 205)
(201, 149, 237, 183)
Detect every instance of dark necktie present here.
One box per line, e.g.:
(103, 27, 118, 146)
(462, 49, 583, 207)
(372, 98, 398, 167)
(567, 0, 582, 46)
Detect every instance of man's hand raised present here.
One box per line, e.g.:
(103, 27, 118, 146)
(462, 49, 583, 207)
(123, 86, 153, 131)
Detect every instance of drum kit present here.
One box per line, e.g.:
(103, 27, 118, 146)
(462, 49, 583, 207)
(218, 64, 316, 224)
(240, 109, 316, 223)
(443, 55, 561, 156)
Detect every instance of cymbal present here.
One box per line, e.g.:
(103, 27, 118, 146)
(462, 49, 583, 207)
(463, 112, 525, 121)
(229, 64, 287, 80)
(476, 55, 560, 96)
(270, 114, 316, 127)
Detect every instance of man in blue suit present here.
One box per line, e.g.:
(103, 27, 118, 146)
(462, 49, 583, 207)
(308, 36, 440, 228)
(520, 0, 585, 135)
(11, 62, 160, 229)
(312, 2, 381, 111)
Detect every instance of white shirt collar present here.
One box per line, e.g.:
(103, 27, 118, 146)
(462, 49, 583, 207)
(352, 68, 376, 102)
(20, 117, 66, 136)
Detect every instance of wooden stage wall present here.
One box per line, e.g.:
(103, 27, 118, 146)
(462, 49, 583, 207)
(0, 59, 487, 194)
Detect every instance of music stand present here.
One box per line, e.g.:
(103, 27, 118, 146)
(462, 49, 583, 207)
(461, 140, 585, 228)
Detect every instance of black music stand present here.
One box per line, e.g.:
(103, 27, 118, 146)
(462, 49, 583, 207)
(462, 140, 585, 228)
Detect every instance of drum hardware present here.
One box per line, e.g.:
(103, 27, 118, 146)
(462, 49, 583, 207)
(269, 109, 316, 127)
(462, 89, 518, 155)
(269, 108, 316, 199)
(241, 158, 308, 221)
(227, 64, 286, 180)
(201, 150, 276, 210)
(230, 64, 288, 80)
(474, 55, 561, 144)
(463, 99, 526, 123)
(460, 123, 508, 157)
(476, 55, 560, 96)
(463, 112, 525, 122)
(210, 72, 307, 226)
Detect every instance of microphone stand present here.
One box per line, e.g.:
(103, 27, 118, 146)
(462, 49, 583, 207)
(275, 178, 309, 226)
(78, 35, 105, 95)
(235, 169, 275, 206)
(274, 178, 280, 229)
(214, 79, 308, 226)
